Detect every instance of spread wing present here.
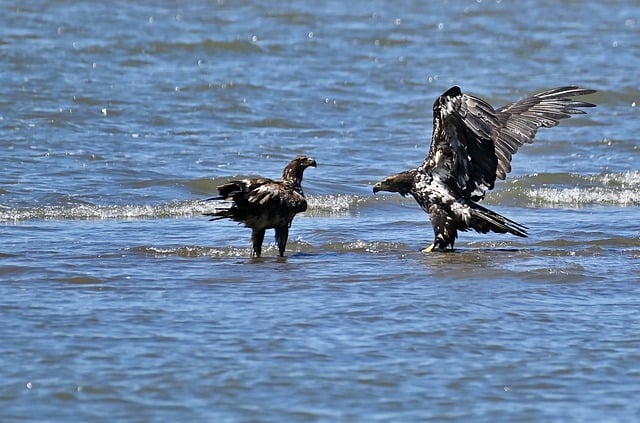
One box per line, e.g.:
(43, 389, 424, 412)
(493, 86, 596, 179)
(422, 86, 501, 201)
(422, 85, 595, 201)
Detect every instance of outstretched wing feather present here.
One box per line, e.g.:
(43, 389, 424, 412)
(423, 85, 595, 198)
(493, 86, 595, 180)
(422, 87, 501, 200)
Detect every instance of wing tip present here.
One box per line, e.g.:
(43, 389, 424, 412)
(443, 86, 462, 97)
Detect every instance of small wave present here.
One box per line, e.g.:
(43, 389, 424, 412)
(1, 171, 636, 223)
(323, 240, 407, 254)
(595, 171, 640, 188)
(127, 239, 407, 258)
(525, 171, 640, 207)
(305, 194, 367, 216)
(528, 186, 640, 206)
(128, 245, 253, 258)
(57, 276, 105, 285)
(491, 171, 640, 207)
(0, 194, 365, 222)
(0, 200, 210, 222)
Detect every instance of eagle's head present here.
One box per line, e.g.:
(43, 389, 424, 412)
(282, 155, 317, 184)
(296, 155, 318, 169)
(372, 169, 417, 197)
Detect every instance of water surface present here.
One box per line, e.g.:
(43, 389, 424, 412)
(1, 0, 639, 421)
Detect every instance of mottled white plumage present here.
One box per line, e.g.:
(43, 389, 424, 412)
(374, 86, 596, 251)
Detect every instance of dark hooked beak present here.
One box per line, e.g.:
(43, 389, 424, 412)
(372, 182, 382, 193)
(308, 158, 317, 168)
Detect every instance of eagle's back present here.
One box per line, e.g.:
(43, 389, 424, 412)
(211, 177, 307, 229)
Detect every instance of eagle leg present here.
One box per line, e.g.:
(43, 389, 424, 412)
(421, 243, 436, 253)
(275, 226, 289, 257)
(251, 228, 266, 258)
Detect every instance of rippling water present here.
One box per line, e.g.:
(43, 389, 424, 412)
(2, 0, 639, 421)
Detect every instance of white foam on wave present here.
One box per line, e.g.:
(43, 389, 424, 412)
(2, 172, 635, 222)
(527, 171, 640, 206)
(129, 245, 253, 258)
(0, 200, 211, 222)
(0, 194, 364, 222)
(529, 187, 640, 206)
(596, 170, 640, 187)
(305, 194, 363, 216)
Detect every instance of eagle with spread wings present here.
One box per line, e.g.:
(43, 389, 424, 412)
(373, 86, 596, 252)
(205, 155, 317, 257)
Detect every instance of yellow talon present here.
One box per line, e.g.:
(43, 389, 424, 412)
(421, 243, 435, 253)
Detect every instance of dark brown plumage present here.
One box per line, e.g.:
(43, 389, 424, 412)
(205, 155, 317, 257)
(373, 86, 596, 252)
(373, 170, 417, 197)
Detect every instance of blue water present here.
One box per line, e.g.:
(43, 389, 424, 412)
(1, 0, 639, 421)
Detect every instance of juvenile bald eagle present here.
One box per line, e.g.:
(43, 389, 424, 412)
(373, 86, 595, 252)
(205, 155, 317, 257)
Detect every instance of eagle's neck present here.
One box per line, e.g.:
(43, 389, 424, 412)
(394, 170, 418, 196)
(282, 163, 305, 186)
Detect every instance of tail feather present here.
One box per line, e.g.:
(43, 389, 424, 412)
(204, 213, 230, 221)
(203, 201, 234, 221)
(469, 203, 528, 237)
(202, 183, 242, 219)
(202, 196, 224, 202)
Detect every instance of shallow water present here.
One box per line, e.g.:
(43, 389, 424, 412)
(1, 0, 640, 421)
